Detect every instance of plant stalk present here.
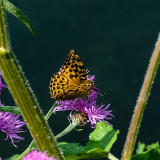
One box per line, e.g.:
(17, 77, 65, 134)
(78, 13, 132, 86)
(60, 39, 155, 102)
(0, 1, 64, 159)
(16, 103, 58, 160)
(121, 34, 160, 160)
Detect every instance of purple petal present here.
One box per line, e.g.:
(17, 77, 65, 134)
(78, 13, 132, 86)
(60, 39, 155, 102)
(53, 72, 114, 128)
(23, 150, 58, 160)
(0, 105, 25, 147)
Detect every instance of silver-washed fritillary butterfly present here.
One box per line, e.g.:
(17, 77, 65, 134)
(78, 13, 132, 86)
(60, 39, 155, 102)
(49, 50, 93, 100)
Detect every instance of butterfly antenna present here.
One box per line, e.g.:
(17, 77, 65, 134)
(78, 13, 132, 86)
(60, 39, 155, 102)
(93, 80, 107, 96)
(94, 81, 101, 87)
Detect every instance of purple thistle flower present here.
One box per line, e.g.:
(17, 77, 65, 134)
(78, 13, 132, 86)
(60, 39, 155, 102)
(0, 102, 25, 147)
(54, 74, 114, 128)
(0, 71, 7, 95)
(23, 150, 58, 160)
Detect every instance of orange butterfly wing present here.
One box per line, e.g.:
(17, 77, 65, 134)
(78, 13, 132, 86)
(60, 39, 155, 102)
(49, 50, 93, 100)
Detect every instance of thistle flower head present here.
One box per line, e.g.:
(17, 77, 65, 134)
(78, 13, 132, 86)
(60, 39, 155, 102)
(54, 73, 114, 128)
(0, 71, 25, 147)
(23, 150, 58, 160)
(0, 102, 25, 147)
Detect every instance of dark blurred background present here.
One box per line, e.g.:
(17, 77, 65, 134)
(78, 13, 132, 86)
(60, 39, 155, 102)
(1, 0, 160, 159)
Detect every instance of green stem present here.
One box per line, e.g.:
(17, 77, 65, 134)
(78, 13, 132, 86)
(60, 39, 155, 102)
(0, 1, 64, 159)
(17, 103, 76, 159)
(45, 102, 58, 121)
(17, 123, 77, 160)
(0, 0, 8, 50)
(16, 142, 36, 160)
(16, 103, 58, 160)
(121, 34, 160, 160)
(55, 123, 77, 139)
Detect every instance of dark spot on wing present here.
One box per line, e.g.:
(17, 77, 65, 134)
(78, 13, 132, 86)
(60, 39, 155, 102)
(74, 68, 78, 73)
(70, 74, 73, 79)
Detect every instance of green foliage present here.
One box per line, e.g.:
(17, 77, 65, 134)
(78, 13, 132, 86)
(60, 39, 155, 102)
(4, 122, 119, 160)
(59, 121, 119, 160)
(0, 106, 21, 114)
(136, 142, 145, 154)
(3, 0, 35, 35)
(132, 142, 160, 160)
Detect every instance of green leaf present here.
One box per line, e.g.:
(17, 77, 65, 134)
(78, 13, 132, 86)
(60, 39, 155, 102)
(132, 142, 160, 160)
(3, 0, 35, 35)
(136, 142, 145, 154)
(146, 142, 159, 151)
(59, 121, 119, 160)
(87, 121, 118, 152)
(0, 106, 21, 114)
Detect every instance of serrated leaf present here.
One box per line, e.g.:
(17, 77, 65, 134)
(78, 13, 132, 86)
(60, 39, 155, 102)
(146, 142, 159, 151)
(3, 0, 35, 35)
(132, 148, 160, 160)
(59, 121, 119, 160)
(0, 106, 21, 114)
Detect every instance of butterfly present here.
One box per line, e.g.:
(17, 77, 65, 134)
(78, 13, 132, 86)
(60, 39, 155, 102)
(49, 49, 93, 101)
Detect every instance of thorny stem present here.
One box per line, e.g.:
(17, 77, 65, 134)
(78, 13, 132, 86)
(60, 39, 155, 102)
(17, 124, 77, 160)
(0, 1, 64, 159)
(121, 34, 160, 160)
(17, 103, 77, 159)
(16, 103, 58, 160)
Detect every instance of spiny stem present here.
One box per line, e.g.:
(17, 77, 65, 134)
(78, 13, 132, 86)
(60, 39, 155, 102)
(121, 34, 160, 160)
(0, 1, 64, 159)
(16, 103, 77, 159)
(16, 103, 58, 160)
(0, 0, 9, 50)
(17, 123, 77, 160)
